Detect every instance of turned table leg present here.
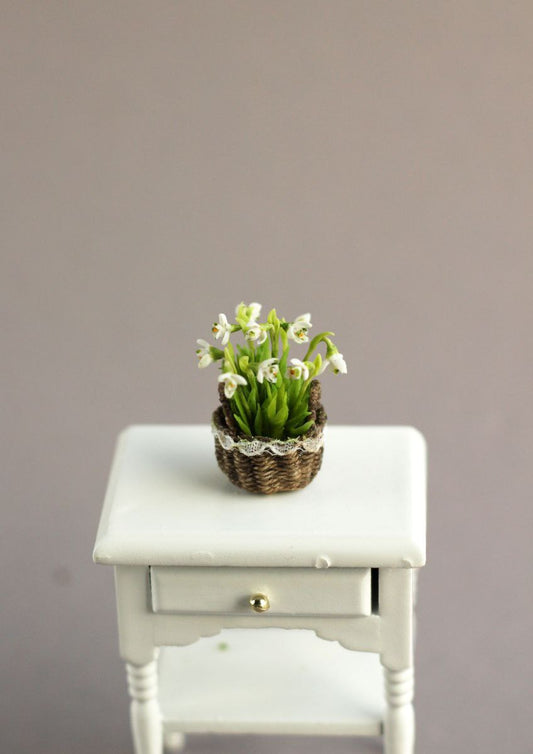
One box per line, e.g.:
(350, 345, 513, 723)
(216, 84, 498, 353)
(383, 665, 414, 754)
(126, 659, 163, 754)
(379, 568, 415, 754)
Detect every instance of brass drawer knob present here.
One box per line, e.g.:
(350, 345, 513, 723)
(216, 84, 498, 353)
(249, 593, 270, 613)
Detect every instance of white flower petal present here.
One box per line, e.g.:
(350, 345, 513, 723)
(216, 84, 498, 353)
(218, 372, 247, 395)
(329, 352, 347, 374)
(198, 353, 212, 368)
(317, 359, 329, 375)
(257, 358, 278, 384)
(294, 313, 312, 327)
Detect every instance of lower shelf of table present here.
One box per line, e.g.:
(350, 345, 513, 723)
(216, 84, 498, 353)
(158, 627, 385, 737)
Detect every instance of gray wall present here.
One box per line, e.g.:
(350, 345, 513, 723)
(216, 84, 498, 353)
(2, 2, 532, 753)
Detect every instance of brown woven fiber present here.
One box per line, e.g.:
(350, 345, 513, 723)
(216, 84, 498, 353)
(213, 380, 327, 494)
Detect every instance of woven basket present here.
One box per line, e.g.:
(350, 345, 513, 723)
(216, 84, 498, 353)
(212, 380, 327, 494)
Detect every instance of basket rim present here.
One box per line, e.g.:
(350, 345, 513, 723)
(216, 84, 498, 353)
(212, 418, 325, 457)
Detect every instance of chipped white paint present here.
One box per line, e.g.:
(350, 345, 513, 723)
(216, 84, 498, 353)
(190, 551, 214, 564)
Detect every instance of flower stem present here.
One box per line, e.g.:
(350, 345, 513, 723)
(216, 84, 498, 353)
(303, 331, 334, 362)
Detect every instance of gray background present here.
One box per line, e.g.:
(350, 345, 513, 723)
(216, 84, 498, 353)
(2, 2, 532, 753)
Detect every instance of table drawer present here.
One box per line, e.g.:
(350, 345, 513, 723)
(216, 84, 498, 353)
(150, 566, 371, 617)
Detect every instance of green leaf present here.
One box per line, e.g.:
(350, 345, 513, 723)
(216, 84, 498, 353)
(288, 419, 314, 437)
(286, 378, 298, 408)
(248, 382, 258, 415)
(276, 383, 286, 412)
(224, 342, 237, 373)
(269, 311, 280, 358)
(254, 406, 264, 436)
(286, 408, 311, 429)
(256, 338, 270, 363)
(265, 392, 278, 423)
(279, 328, 289, 376)
(234, 414, 252, 436)
(233, 388, 250, 422)
(273, 403, 289, 428)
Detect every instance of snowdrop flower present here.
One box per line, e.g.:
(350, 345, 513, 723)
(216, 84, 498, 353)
(244, 322, 267, 344)
(287, 358, 309, 381)
(247, 302, 262, 321)
(287, 313, 312, 343)
(211, 313, 231, 346)
(257, 358, 279, 384)
(195, 339, 213, 368)
(218, 372, 247, 399)
(329, 352, 347, 374)
(235, 301, 262, 322)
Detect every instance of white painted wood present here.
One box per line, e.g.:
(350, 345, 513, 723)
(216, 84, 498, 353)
(115, 566, 156, 665)
(94, 423, 427, 754)
(380, 569, 415, 753)
(383, 667, 415, 754)
(158, 628, 385, 736)
(150, 566, 371, 617)
(93, 425, 426, 568)
(379, 569, 413, 670)
(126, 660, 163, 754)
(152, 612, 382, 654)
(114, 565, 380, 657)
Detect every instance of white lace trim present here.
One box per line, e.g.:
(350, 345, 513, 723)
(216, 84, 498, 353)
(212, 425, 324, 456)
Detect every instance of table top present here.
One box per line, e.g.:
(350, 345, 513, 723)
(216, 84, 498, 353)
(93, 425, 426, 568)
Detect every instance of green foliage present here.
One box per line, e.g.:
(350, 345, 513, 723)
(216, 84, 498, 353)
(198, 304, 347, 440)
(228, 310, 317, 440)
(234, 375, 308, 440)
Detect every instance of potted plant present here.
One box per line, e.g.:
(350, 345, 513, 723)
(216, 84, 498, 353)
(195, 302, 347, 494)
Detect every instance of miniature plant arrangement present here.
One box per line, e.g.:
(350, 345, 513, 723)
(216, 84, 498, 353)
(195, 302, 347, 494)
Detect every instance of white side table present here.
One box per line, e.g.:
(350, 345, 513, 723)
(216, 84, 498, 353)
(93, 425, 427, 754)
